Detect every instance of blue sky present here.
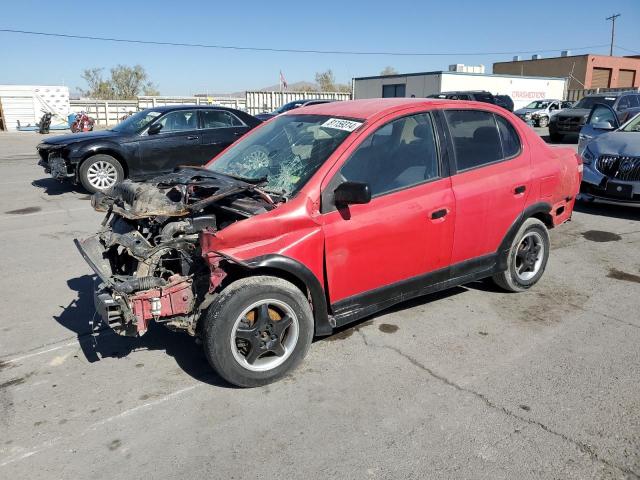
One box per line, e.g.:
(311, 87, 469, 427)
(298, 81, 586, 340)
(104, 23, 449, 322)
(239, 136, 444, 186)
(1, 0, 638, 95)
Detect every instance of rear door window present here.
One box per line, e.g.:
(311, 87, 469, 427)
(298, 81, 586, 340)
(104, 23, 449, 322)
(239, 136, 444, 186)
(201, 110, 244, 129)
(445, 110, 521, 171)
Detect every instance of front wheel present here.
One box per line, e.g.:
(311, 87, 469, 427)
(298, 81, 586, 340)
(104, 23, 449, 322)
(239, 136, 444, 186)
(202, 276, 314, 387)
(78, 154, 124, 193)
(537, 116, 549, 128)
(492, 218, 550, 292)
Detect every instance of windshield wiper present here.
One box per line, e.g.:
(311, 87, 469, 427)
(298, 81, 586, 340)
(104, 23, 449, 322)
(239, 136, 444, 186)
(209, 170, 268, 185)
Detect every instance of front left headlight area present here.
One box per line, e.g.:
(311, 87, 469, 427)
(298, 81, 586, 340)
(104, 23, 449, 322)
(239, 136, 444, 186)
(581, 145, 596, 166)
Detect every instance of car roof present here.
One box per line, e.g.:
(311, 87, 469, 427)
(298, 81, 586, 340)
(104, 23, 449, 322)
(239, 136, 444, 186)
(585, 90, 638, 98)
(291, 98, 484, 120)
(148, 104, 243, 113)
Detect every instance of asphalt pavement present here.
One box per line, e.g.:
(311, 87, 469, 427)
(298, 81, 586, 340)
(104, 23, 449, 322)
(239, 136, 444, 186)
(0, 130, 639, 479)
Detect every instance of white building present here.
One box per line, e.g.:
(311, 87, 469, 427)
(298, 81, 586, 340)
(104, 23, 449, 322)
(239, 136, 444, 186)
(352, 69, 568, 110)
(0, 85, 70, 131)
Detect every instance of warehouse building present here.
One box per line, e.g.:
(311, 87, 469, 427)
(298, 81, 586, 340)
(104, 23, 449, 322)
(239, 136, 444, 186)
(352, 66, 567, 110)
(493, 53, 640, 90)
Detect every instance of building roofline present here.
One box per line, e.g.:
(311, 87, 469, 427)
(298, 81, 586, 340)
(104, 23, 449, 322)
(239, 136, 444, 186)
(353, 70, 567, 81)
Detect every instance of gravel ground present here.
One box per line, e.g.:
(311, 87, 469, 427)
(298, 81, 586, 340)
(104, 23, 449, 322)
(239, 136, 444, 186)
(0, 130, 639, 480)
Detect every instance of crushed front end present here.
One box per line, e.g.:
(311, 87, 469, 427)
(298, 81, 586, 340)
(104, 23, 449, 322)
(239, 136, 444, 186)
(75, 168, 278, 336)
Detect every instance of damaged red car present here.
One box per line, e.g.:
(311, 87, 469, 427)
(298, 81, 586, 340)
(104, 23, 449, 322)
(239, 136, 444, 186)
(75, 99, 581, 387)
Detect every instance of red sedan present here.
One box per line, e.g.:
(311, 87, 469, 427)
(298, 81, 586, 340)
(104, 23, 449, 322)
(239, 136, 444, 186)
(77, 98, 582, 387)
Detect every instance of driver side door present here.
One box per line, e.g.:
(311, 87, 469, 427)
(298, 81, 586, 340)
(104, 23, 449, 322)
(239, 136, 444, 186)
(137, 109, 201, 176)
(320, 111, 455, 323)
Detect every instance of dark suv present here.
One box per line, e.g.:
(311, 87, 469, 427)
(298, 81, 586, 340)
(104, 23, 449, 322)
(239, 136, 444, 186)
(549, 91, 640, 142)
(428, 90, 497, 105)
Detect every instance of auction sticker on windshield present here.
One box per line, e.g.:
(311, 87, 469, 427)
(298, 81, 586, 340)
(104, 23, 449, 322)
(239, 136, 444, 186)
(321, 118, 362, 132)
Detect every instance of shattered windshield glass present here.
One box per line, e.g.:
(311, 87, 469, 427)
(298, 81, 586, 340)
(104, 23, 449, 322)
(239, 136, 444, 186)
(209, 114, 360, 197)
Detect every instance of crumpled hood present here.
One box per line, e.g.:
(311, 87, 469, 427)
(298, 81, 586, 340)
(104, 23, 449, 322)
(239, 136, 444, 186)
(92, 168, 273, 219)
(515, 108, 543, 115)
(590, 132, 640, 157)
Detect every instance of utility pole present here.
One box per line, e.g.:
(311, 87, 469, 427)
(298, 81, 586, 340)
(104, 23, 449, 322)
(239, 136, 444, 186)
(606, 13, 621, 56)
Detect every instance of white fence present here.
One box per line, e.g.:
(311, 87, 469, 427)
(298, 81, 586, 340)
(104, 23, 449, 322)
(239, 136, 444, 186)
(69, 91, 352, 126)
(244, 91, 351, 116)
(69, 96, 245, 126)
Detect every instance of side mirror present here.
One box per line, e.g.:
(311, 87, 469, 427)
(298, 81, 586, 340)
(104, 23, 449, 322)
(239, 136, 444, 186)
(593, 121, 614, 130)
(334, 181, 371, 206)
(147, 123, 163, 135)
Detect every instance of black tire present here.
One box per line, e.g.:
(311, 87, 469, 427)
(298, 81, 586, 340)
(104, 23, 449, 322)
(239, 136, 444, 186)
(202, 276, 314, 388)
(537, 116, 549, 128)
(492, 218, 550, 293)
(549, 130, 563, 142)
(78, 154, 125, 193)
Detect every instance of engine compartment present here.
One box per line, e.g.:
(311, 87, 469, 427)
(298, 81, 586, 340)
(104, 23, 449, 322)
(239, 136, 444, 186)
(76, 168, 281, 336)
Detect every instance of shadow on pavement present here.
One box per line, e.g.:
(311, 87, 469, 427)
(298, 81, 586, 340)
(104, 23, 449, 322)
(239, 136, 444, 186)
(31, 177, 88, 197)
(55, 274, 234, 388)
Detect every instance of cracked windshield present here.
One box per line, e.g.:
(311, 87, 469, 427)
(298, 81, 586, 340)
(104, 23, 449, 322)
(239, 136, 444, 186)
(209, 114, 359, 197)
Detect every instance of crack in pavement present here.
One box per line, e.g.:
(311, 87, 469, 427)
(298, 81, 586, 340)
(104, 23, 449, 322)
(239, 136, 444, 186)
(357, 330, 640, 479)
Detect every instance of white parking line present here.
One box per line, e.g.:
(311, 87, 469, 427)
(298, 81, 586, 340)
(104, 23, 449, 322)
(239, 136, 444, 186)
(4, 341, 80, 363)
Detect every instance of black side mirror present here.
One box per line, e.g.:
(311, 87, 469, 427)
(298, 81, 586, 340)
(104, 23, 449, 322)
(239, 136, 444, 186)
(334, 181, 371, 206)
(148, 123, 163, 135)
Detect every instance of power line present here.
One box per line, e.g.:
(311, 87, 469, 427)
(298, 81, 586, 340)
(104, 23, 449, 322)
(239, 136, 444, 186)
(615, 45, 640, 55)
(0, 28, 610, 57)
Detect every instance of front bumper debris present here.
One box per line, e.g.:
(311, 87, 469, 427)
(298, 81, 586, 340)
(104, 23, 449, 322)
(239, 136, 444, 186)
(75, 236, 196, 336)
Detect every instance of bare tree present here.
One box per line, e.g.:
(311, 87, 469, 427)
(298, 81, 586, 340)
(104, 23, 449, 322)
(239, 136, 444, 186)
(315, 69, 351, 92)
(380, 66, 398, 76)
(315, 69, 336, 91)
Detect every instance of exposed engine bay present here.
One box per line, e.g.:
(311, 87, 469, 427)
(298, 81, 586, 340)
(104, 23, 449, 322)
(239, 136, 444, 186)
(75, 168, 280, 337)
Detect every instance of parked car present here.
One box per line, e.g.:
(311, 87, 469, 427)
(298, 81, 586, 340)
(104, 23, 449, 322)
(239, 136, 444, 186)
(578, 103, 640, 204)
(255, 99, 336, 121)
(494, 94, 515, 112)
(37, 106, 261, 193)
(515, 100, 573, 127)
(549, 91, 640, 142)
(427, 90, 497, 105)
(76, 98, 581, 387)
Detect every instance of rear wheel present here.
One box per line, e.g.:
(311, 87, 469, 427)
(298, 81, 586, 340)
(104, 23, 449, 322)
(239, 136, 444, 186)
(492, 218, 550, 292)
(203, 276, 313, 387)
(79, 154, 124, 193)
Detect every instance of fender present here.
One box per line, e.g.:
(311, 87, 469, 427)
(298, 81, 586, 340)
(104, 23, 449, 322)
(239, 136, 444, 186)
(232, 254, 333, 337)
(496, 202, 552, 270)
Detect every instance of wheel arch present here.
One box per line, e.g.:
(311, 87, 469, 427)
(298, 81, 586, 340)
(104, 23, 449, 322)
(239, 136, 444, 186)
(78, 148, 129, 179)
(217, 254, 333, 337)
(496, 202, 552, 271)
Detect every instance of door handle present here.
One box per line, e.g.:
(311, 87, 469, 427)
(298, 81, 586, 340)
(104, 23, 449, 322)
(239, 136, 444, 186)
(514, 185, 526, 195)
(233, 131, 243, 137)
(186, 135, 199, 140)
(430, 208, 448, 220)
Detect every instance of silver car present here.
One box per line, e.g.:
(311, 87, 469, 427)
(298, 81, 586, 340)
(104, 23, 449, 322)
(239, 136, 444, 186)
(579, 103, 640, 204)
(514, 100, 573, 128)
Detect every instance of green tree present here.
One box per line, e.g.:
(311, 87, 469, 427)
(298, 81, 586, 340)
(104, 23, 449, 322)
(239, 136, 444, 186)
(80, 64, 159, 99)
(380, 66, 398, 76)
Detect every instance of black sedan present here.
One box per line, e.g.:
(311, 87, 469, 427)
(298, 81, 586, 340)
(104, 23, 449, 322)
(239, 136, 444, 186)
(37, 105, 261, 193)
(254, 99, 335, 121)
